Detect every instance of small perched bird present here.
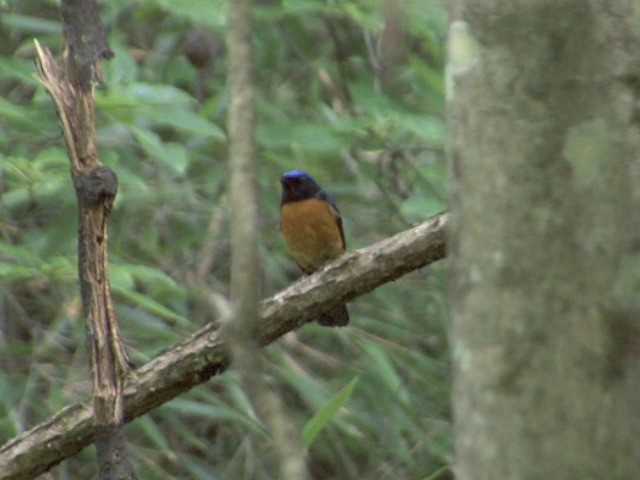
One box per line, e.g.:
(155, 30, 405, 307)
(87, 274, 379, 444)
(280, 170, 349, 327)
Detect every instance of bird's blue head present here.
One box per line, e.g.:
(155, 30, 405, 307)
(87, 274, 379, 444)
(282, 170, 312, 181)
(280, 170, 322, 203)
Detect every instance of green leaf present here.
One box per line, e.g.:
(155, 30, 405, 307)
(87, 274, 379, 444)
(109, 265, 135, 292)
(258, 121, 349, 153)
(131, 126, 189, 175)
(103, 39, 139, 88)
(401, 194, 446, 222)
(136, 415, 171, 452)
(0, 98, 41, 128)
(280, 0, 326, 15)
(302, 376, 359, 449)
(361, 342, 410, 406)
(156, 110, 226, 140)
(0, 262, 38, 282)
(0, 58, 39, 84)
(167, 398, 267, 436)
(33, 147, 69, 169)
(154, 0, 227, 27)
(131, 82, 196, 106)
(1, 13, 62, 34)
(0, 242, 41, 267)
(421, 466, 453, 480)
(113, 288, 191, 327)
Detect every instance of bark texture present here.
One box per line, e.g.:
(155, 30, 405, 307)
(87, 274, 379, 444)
(448, 1, 640, 479)
(34, 1, 136, 477)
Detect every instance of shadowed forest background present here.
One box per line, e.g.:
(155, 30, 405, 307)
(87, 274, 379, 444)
(0, 1, 450, 478)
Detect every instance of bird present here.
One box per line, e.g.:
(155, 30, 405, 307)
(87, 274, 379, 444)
(279, 170, 349, 327)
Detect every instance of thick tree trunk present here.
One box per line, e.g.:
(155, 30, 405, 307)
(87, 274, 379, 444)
(448, 1, 640, 479)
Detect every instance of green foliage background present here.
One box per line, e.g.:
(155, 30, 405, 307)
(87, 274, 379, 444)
(0, 0, 449, 478)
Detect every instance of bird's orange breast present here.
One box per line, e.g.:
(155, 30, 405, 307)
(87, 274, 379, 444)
(280, 198, 345, 273)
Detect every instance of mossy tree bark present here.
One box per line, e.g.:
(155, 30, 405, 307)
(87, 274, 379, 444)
(448, 1, 640, 479)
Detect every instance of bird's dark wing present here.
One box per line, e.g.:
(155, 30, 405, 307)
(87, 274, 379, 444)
(316, 189, 346, 249)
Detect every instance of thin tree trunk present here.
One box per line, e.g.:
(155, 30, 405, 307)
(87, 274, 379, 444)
(34, 0, 137, 478)
(448, 1, 640, 478)
(226, 0, 308, 478)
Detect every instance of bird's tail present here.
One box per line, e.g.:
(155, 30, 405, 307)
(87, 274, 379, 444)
(317, 304, 349, 327)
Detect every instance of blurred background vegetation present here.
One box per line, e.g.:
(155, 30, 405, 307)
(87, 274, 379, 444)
(0, 0, 449, 478)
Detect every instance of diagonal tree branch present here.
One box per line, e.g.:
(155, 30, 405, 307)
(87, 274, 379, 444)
(0, 213, 448, 480)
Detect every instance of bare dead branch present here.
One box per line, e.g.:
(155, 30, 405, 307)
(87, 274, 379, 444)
(34, 0, 136, 476)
